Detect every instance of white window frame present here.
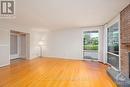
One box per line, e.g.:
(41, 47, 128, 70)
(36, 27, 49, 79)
(105, 21, 121, 71)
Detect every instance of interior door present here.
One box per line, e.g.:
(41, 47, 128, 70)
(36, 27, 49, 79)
(83, 31, 99, 60)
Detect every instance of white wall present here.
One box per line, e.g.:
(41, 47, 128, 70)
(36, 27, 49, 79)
(45, 26, 105, 61)
(0, 29, 10, 67)
(29, 30, 49, 59)
(45, 29, 82, 60)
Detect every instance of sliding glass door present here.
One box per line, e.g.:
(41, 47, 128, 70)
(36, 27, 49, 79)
(83, 31, 99, 60)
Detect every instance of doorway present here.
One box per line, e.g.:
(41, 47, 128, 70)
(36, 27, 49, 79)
(83, 31, 99, 60)
(10, 30, 30, 63)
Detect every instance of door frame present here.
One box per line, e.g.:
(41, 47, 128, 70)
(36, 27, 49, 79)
(10, 30, 30, 60)
(82, 28, 102, 60)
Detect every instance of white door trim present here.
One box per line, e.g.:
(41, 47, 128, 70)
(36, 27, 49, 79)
(82, 29, 100, 60)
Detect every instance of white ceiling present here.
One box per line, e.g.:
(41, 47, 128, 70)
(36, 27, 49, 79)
(5, 0, 130, 30)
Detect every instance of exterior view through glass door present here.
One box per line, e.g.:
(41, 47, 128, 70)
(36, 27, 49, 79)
(83, 31, 99, 60)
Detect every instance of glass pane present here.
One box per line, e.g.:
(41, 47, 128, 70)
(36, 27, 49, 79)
(107, 23, 119, 55)
(83, 31, 99, 60)
(107, 53, 119, 69)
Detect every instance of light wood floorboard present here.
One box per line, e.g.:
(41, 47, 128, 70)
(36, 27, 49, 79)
(0, 58, 117, 87)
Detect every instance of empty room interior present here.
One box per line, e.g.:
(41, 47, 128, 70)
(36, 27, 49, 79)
(0, 0, 130, 87)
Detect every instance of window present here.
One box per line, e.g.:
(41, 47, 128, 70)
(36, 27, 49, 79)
(107, 23, 119, 69)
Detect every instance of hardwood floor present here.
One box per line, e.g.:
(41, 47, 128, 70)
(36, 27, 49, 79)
(0, 58, 117, 87)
